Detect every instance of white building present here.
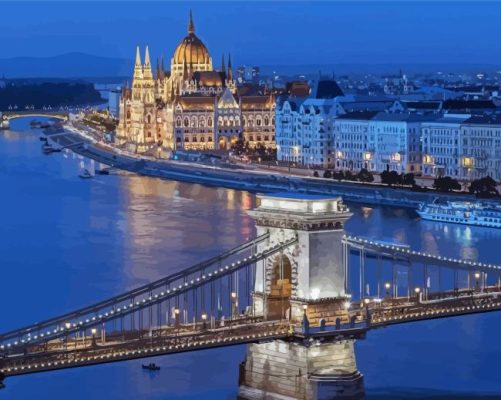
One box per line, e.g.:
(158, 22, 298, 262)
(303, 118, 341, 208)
(334, 111, 376, 171)
(421, 114, 501, 182)
(459, 115, 501, 181)
(276, 80, 345, 168)
(370, 113, 429, 174)
(421, 114, 470, 178)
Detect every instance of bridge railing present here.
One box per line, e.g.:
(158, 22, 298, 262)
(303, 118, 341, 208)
(0, 233, 298, 355)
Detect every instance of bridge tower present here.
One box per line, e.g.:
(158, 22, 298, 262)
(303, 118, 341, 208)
(239, 193, 364, 400)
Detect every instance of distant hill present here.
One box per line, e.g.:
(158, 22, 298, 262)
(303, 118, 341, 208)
(0, 52, 134, 78)
(0, 52, 499, 79)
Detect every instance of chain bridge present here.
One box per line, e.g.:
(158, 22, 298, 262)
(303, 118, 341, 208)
(1, 193, 500, 399)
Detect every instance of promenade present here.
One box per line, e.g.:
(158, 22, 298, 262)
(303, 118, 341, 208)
(45, 124, 488, 210)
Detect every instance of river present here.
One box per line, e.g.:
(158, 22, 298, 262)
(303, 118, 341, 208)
(1, 118, 501, 399)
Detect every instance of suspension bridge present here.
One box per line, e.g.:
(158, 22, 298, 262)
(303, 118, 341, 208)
(1, 193, 499, 399)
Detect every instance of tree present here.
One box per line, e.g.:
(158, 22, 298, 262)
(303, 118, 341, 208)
(313, 171, 319, 178)
(332, 171, 345, 181)
(469, 176, 499, 198)
(433, 176, 461, 193)
(357, 168, 374, 183)
(344, 170, 355, 181)
(381, 170, 401, 186)
(323, 170, 332, 179)
(402, 173, 416, 186)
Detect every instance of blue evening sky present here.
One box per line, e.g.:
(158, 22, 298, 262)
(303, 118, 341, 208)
(1, 1, 501, 67)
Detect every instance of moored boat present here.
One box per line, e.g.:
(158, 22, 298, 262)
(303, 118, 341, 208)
(417, 200, 501, 228)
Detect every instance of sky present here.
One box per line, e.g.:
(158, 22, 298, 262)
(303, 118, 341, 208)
(1, 1, 501, 68)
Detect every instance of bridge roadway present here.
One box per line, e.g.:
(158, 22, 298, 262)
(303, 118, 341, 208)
(3, 285, 501, 379)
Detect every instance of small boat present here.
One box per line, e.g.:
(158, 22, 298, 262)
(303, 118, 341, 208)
(417, 200, 501, 228)
(42, 143, 61, 154)
(142, 363, 160, 371)
(78, 169, 93, 179)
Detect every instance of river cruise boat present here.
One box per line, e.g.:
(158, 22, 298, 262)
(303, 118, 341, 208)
(417, 200, 501, 228)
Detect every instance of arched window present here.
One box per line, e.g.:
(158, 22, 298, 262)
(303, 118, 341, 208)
(199, 116, 206, 128)
(183, 117, 189, 127)
(264, 115, 269, 126)
(256, 116, 262, 126)
(191, 116, 197, 128)
(248, 117, 254, 127)
(176, 117, 182, 127)
(207, 117, 213, 127)
(126, 111, 131, 119)
(272, 116, 275, 126)
(242, 117, 246, 126)
(147, 114, 152, 124)
(218, 116, 224, 126)
(235, 116, 240, 125)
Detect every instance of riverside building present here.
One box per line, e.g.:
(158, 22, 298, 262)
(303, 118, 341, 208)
(117, 12, 275, 154)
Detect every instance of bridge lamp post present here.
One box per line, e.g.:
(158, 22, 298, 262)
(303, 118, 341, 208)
(363, 298, 371, 323)
(64, 322, 71, 350)
(414, 287, 421, 303)
(474, 272, 481, 292)
(174, 308, 180, 328)
(384, 282, 391, 299)
(231, 292, 238, 320)
(201, 313, 208, 331)
(91, 328, 97, 348)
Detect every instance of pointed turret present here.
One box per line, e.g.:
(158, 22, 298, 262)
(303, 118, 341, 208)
(188, 9, 195, 34)
(221, 54, 226, 74)
(133, 46, 143, 81)
(227, 53, 233, 81)
(156, 58, 160, 78)
(143, 46, 153, 80)
(135, 46, 142, 67)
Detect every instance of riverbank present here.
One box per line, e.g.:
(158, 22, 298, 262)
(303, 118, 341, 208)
(45, 126, 495, 211)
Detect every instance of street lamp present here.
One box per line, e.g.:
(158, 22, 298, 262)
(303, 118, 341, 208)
(302, 304, 309, 334)
(363, 298, 371, 322)
(474, 272, 481, 291)
(384, 282, 391, 298)
(91, 328, 97, 347)
(174, 308, 180, 328)
(201, 312, 208, 330)
(414, 287, 421, 302)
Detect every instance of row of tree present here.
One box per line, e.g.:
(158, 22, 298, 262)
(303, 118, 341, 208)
(314, 168, 375, 183)
(313, 169, 499, 198)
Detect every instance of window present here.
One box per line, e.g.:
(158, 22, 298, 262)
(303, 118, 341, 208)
(176, 117, 182, 128)
(183, 117, 189, 127)
(207, 117, 213, 127)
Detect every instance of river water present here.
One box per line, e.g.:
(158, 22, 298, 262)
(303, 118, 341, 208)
(1, 118, 501, 399)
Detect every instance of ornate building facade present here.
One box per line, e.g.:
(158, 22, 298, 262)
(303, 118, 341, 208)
(117, 12, 275, 154)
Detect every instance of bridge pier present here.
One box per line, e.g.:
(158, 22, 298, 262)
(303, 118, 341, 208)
(238, 339, 364, 400)
(241, 194, 364, 399)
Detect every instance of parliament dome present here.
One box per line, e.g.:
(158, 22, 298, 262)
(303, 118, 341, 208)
(172, 11, 211, 66)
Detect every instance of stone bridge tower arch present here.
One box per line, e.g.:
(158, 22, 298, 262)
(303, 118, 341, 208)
(249, 193, 352, 322)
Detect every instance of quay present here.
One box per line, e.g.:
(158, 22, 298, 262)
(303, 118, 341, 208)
(44, 125, 490, 210)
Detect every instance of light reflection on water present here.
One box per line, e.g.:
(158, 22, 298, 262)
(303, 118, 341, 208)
(1, 118, 501, 399)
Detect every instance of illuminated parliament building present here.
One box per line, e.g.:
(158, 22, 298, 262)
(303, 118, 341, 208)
(117, 12, 276, 154)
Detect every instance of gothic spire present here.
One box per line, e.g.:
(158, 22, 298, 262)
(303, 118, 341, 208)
(144, 46, 151, 67)
(133, 46, 143, 80)
(143, 46, 153, 80)
(188, 9, 195, 34)
(227, 53, 233, 81)
(135, 46, 141, 66)
(221, 54, 226, 74)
